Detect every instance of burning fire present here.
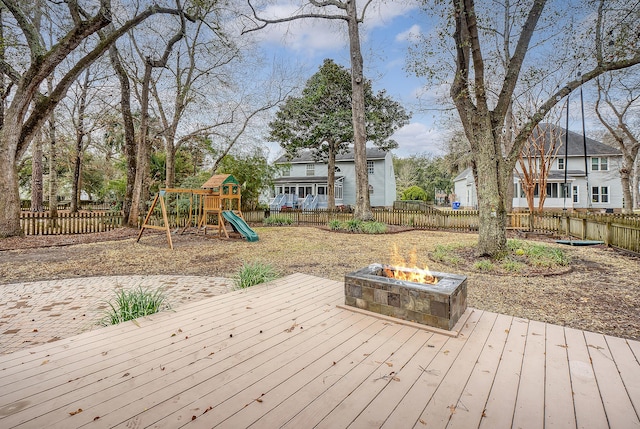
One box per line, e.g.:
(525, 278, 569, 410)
(383, 244, 438, 284)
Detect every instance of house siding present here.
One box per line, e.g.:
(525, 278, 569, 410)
(273, 148, 396, 208)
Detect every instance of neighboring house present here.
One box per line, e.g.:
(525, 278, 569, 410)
(453, 124, 624, 212)
(452, 168, 477, 210)
(271, 146, 396, 209)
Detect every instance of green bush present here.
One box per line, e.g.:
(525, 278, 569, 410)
(233, 261, 280, 290)
(328, 219, 342, 230)
(401, 186, 428, 201)
(360, 221, 387, 234)
(101, 286, 169, 326)
(263, 215, 293, 226)
(345, 218, 363, 232)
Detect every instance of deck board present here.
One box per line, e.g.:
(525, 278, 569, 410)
(1, 273, 639, 429)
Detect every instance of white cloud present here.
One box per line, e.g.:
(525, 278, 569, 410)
(391, 122, 449, 157)
(395, 24, 422, 43)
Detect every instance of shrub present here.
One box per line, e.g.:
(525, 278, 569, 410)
(263, 215, 293, 226)
(328, 219, 342, 230)
(101, 286, 169, 326)
(233, 261, 280, 290)
(345, 218, 363, 232)
(401, 185, 428, 201)
(360, 221, 387, 234)
(506, 239, 570, 267)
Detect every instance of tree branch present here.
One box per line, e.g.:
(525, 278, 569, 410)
(242, 0, 347, 34)
(17, 5, 188, 157)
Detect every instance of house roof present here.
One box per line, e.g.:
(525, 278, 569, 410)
(274, 146, 389, 164)
(201, 174, 239, 189)
(453, 167, 473, 182)
(529, 123, 621, 157)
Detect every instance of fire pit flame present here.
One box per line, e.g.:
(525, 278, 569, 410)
(385, 244, 438, 285)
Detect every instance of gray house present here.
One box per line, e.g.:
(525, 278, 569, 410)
(453, 124, 624, 211)
(271, 147, 396, 209)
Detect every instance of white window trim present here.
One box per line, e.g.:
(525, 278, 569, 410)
(367, 160, 374, 174)
(306, 164, 315, 176)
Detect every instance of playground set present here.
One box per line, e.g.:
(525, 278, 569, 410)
(136, 174, 258, 249)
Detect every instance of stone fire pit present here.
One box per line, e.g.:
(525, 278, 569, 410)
(344, 264, 467, 330)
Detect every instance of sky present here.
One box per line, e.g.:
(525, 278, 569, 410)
(243, 0, 448, 159)
(242, 0, 617, 161)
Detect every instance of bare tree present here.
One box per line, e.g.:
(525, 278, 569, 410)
(243, 0, 375, 220)
(446, 0, 640, 256)
(517, 122, 562, 213)
(595, 70, 640, 213)
(0, 0, 192, 237)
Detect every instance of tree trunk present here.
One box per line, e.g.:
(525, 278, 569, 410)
(108, 42, 136, 226)
(620, 153, 634, 214)
(474, 127, 509, 257)
(0, 123, 22, 236)
(71, 69, 90, 213)
(346, 0, 372, 220)
(47, 111, 58, 219)
(327, 140, 336, 210)
(31, 133, 44, 212)
(634, 155, 639, 209)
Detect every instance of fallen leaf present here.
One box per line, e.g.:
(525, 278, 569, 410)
(69, 408, 83, 416)
(246, 306, 253, 309)
(557, 344, 568, 348)
(192, 415, 197, 421)
(33, 329, 38, 332)
(449, 405, 456, 415)
(588, 344, 604, 350)
(385, 362, 393, 367)
(122, 372, 130, 378)
(443, 350, 450, 355)
(419, 419, 426, 425)
(256, 398, 263, 403)
(178, 328, 183, 333)
(203, 406, 213, 414)
(504, 329, 510, 334)
(94, 416, 100, 421)
(41, 360, 49, 365)
(131, 319, 140, 327)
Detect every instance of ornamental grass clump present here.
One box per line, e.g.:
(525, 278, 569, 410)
(101, 286, 169, 326)
(233, 261, 280, 290)
(326, 219, 387, 234)
(263, 215, 293, 226)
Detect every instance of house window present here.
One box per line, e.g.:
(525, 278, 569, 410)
(591, 157, 608, 171)
(592, 186, 609, 203)
(367, 161, 374, 174)
(335, 183, 343, 200)
(546, 183, 559, 198)
(558, 158, 565, 170)
(369, 184, 374, 195)
(306, 164, 315, 176)
(282, 165, 291, 176)
(573, 185, 578, 203)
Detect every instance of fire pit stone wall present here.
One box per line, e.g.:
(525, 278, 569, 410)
(344, 264, 467, 330)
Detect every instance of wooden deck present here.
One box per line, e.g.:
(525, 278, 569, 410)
(0, 273, 638, 428)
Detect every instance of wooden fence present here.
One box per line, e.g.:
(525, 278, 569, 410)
(19, 211, 123, 235)
(15, 208, 640, 254)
